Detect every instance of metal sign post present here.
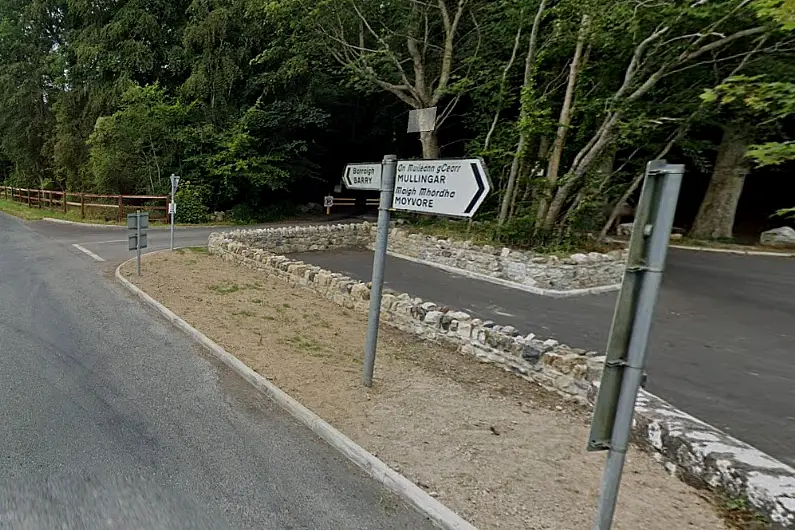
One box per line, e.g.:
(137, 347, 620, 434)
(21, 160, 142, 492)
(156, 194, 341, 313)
(588, 160, 684, 530)
(169, 173, 180, 251)
(128, 211, 149, 276)
(362, 154, 397, 387)
(360, 156, 491, 386)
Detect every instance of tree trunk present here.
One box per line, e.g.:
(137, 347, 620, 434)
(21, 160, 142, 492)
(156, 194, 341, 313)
(496, 0, 548, 227)
(535, 14, 590, 229)
(690, 125, 751, 240)
(499, 135, 526, 224)
(598, 125, 688, 240)
(420, 130, 440, 159)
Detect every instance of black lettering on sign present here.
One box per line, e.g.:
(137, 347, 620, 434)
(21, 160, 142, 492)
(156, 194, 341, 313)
(396, 173, 446, 185)
(394, 196, 434, 208)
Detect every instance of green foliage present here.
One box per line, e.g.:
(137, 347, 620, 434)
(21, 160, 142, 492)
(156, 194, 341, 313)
(0, 0, 791, 239)
(747, 141, 795, 165)
(703, 76, 795, 167)
(753, 0, 795, 30)
(88, 84, 192, 194)
(230, 201, 296, 224)
(175, 180, 210, 223)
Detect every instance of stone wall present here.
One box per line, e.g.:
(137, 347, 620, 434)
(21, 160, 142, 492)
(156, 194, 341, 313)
(386, 228, 627, 291)
(224, 223, 627, 293)
(218, 223, 373, 254)
(208, 232, 604, 403)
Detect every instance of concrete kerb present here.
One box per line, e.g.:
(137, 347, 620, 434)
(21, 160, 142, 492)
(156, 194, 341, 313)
(387, 251, 622, 298)
(114, 255, 477, 530)
(669, 244, 795, 258)
(635, 391, 795, 528)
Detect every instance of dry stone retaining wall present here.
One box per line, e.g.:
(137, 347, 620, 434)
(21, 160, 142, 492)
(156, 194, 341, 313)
(208, 231, 603, 404)
(386, 227, 626, 291)
(218, 223, 373, 254)
(221, 222, 627, 293)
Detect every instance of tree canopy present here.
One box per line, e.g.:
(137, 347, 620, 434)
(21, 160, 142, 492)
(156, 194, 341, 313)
(0, 0, 791, 236)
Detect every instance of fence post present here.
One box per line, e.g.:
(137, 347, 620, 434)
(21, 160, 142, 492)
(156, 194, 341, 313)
(62, 191, 67, 213)
(37, 189, 41, 208)
(118, 194, 123, 222)
(81, 193, 85, 219)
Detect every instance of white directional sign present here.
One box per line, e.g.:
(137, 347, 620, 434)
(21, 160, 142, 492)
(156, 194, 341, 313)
(392, 158, 490, 217)
(343, 163, 382, 190)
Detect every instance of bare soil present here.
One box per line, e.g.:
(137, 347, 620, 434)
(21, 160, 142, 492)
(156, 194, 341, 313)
(122, 249, 728, 530)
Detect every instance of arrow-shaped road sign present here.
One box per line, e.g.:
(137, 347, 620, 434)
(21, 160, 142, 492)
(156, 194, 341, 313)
(343, 163, 382, 191)
(392, 158, 491, 218)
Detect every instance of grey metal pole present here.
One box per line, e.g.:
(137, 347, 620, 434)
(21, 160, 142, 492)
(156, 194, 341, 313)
(170, 186, 175, 251)
(593, 164, 684, 530)
(136, 210, 142, 277)
(362, 154, 397, 387)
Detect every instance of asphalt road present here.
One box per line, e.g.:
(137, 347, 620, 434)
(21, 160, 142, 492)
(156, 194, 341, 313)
(290, 249, 795, 466)
(0, 213, 432, 529)
(24, 215, 359, 264)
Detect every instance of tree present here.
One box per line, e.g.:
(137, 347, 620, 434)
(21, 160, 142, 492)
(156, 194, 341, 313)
(0, 0, 66, 187)
(87, 85, 191, 194)
(521, 0, 780, 233)
(305, 0, 485, 158)
(690, 123, 753, 239)
(700, 74, 795, 223)
(689, 0, 795, 236)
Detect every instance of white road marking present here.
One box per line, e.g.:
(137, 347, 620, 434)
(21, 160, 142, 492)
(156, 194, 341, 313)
(487, 305, 515, 318)
(84, 239, 127, 245)
(72, 244, 106, 262)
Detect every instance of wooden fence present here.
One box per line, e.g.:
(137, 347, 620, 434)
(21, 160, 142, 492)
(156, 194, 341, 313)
(0, 186, 169, 222)
(326, 197, 380, 215)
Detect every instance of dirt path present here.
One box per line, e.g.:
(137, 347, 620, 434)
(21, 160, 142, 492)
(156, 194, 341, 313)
(122, 249, 728, 530)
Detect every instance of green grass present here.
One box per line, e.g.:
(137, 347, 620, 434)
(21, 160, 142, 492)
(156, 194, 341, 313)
(283, 335, 327, 356)
(0, 197, 180, 226)
(0, 197, 292, 228)
(231, 310, 255, 317)
(0, 198, 124, 224)
(208, 282, 242, 295)
(718, 496, 769, 530)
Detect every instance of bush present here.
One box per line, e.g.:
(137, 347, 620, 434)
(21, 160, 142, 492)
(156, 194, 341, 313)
(175, 181, 210, 224)
(230, 201, 296, 224)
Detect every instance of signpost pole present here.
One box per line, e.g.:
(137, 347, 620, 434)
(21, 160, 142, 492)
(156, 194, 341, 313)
(169, 173, 180, 251)
(591, 161, 684, 530)
(362, 154, 397, 387)
(136, 210, 142, 277)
